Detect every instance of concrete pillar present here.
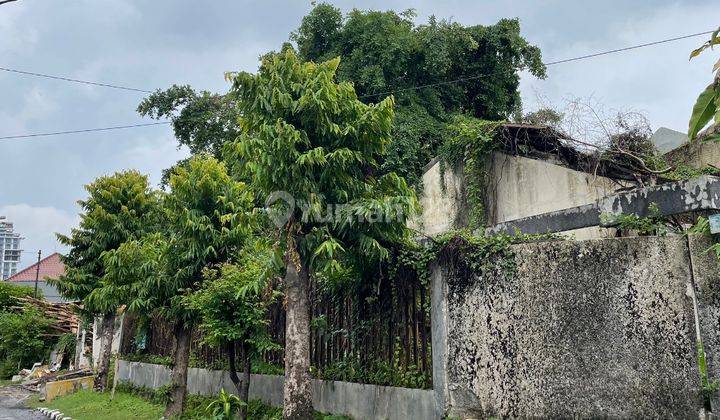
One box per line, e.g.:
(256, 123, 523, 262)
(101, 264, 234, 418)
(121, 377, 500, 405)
(429, 263, 449, 418)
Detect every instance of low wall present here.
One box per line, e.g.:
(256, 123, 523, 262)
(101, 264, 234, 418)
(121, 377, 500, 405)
(116, 360, 434, 420)
(432, 235, 719, 418)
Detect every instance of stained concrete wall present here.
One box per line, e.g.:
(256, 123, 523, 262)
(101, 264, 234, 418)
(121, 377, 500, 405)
(91, 314, 123, 368)
(688, 234, 720, 411)
(665, 140, 720, 170)
(432, 235, 715, 418)
(414, 152, 622, 239)
(116, 360, 435, 420)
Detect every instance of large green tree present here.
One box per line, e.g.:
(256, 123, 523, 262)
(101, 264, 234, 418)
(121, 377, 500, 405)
(137, 85, 241, 184)
(226, 50, 417, 419)
(50, 170, 157, 391)
(292, 3, 545, 184)
(102, 156, 254, 417)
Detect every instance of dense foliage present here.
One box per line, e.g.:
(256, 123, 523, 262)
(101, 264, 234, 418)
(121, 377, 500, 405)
(50, 171, 158, 313)
(0, 308, 50, 378)
(0, 281, 38, 312)
(227, 49, 417, 417)
(0, 274, 49, 379)
(185, 239, 278, 354)
(137, 85, 241, 184)
(292, 3, 545, 184)
(101, 156, 256, 417)
(227, 49, 418, 276)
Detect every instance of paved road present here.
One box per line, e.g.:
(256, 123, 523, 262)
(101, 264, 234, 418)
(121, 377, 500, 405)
(0, 386, 45, 420)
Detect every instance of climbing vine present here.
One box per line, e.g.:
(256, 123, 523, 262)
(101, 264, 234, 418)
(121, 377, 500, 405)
(437, 116, 501, 230)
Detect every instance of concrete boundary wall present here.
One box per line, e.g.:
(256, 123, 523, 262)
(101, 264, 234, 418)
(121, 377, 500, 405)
(431, 235, 719, 418)
(116, 360, 434, 420)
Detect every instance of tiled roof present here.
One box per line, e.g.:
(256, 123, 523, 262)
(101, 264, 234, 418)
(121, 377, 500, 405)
(6, 252, 65, 282)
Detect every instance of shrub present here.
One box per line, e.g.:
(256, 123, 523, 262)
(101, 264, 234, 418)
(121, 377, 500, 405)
(0, 308, 51, 378)
(0, 281, 40, 312)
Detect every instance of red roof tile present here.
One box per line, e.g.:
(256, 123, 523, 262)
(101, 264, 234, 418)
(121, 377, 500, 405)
(6, 252, 65, 282)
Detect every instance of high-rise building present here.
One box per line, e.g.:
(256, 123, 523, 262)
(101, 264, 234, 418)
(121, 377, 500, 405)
(0, 216, 23, 280)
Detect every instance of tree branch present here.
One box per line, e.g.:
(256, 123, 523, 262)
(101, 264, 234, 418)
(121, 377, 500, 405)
(0, 0, 18, 5)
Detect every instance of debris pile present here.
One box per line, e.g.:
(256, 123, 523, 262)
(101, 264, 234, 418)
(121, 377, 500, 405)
(12, 363, 93, 397)
(13, 297, 79, 336)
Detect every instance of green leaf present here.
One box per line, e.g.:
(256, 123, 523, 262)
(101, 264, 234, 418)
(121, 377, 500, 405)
(689, 84, 718, 140)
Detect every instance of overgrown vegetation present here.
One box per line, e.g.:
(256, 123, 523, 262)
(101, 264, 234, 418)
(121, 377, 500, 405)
(687, 216, 720, 258)
(184, 238, 281, 418)
(600, 203, 671, 236)
(0, 281, 39, 311)
(51, 4, 556, 418)
(437, 116, 500, 229)
(226, 47, 418, 418)
(0, 308, 50, 379)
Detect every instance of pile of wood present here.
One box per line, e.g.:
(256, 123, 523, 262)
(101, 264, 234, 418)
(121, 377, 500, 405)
(13, 296, 80, 336)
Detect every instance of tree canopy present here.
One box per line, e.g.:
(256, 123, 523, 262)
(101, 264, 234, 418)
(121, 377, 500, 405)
(291, 3, 545, 184)
(51, 170, 158, 314)
(227, 49, 417, 275)
(226, 48, 417, 418)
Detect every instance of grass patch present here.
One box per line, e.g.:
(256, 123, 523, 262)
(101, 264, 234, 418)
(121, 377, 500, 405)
(26, 385, 351, 419)
(27, 390, 163, 420)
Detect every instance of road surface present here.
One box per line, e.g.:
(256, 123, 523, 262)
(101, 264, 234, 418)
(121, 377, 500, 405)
(0, 386, 45, 420)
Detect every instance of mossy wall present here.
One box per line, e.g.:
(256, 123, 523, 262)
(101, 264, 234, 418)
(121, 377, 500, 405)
(432, 235, 717, 418)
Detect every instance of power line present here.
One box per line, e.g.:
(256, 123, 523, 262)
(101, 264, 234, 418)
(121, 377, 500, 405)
(0, 121, 170, 140)
(360, 30, 715, 99)
(1, 30, 714, 99)
(544, 30, 714, 66)
(0, 30, 714, 139)
(0, 66, 153, 93)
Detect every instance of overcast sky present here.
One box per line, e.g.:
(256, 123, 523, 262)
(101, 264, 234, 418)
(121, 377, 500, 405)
(0, 0, 717, 267)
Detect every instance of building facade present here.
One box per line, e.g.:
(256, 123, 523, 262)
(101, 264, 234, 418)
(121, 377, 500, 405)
(0, 216, 23, 280)
(7, 252, 66, 301)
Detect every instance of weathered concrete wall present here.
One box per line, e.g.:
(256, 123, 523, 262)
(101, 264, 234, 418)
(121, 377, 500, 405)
(665, 140, 720, 170)
(91, 313, 123, 368)
(432, 236, 707, 418)
(116, 360, 435, 420)
(688, 234, 720, 411)
(414, 153, 621, 239)
(411, 157, 466, 236)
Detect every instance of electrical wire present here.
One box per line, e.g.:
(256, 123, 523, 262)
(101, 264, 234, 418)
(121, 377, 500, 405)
(0, 66, 153, 93)
(0, 121, 170, 140)
(0, 29, 715, 139)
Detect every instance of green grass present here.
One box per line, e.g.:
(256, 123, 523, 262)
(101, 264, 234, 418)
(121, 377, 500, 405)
(27, 390, 164, 420)
(26, 386, 351, 420)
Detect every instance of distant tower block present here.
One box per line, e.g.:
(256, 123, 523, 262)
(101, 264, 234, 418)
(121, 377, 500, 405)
(0, 216, 23, 280)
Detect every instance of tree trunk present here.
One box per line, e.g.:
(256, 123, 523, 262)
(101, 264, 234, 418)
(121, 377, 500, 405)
(227, 340, 250, 420)
(94, 312, 115, 391)
(164, 322, 192, 418)
(283, 244, 313, 419)
(227, 341, 242, 394)
(240, 342, 251, 420)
